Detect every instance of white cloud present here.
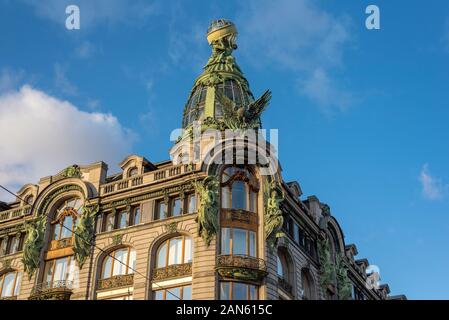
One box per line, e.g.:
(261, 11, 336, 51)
(0, 85, 135, 201)
(20, 0, 157, 29)
(237, 0, 354, 114)
(419, 164, 447, 200)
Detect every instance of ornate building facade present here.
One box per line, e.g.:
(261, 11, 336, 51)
(0, 20, 405, 301)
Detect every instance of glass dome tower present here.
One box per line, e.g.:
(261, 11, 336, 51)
(181, 19, 258, 129)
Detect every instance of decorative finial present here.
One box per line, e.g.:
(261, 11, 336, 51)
(206, 19, 238, 49)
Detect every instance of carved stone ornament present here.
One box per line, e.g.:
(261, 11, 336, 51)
(62, 165, 82, 179)
(97, 274, 134, 291)
(192, 175, 219, 246)
(111, 233, 123, 246)
(73, 204, 99, 268)
(264, 179, 285, 249)
(164, 221, 178, 234)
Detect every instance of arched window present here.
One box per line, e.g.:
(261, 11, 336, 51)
(221, 166, 258, 212)
(0, 271, 22, 298)
(101, 247, 136, 279)
(128, 167, 139, 177)
(51, 198, 82, 241)
(301, 269, 316, 300)
(277, 250, 294, 296)
(155, 236, 192, 269)
(25, 194, 34, 205)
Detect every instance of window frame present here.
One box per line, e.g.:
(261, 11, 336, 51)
(155, 236, 193, 269)
(0, 271, 22, 298)
(220, 166, 258, 212)
(43, 256, 75, 288)
(220, 227, 256, 257)
(153, 284, 192, 300)
(101, 247, 136, 279)
(219, 281, 258, 300)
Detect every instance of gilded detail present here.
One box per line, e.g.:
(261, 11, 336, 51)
(97, 274, 134, 291)
(152, 263, 192, 281)
(216, 254, 267, 282)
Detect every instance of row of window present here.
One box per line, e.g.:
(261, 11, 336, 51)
(154, 194, 196, 221)
(102, 207, 142, 232)
(284, 216, 318, 260)
(0, 234, 24, 257)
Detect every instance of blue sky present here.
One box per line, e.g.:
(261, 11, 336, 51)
(0, 0, 448, 299)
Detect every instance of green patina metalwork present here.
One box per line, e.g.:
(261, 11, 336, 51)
(264, 180, 285, 249)
(62, 165, 82, 178)
(192, 175, 219, 246)
(73, 204, 99, 268)
(22, 214, 47, 279)
(336, 253, 353, 300)
(318, 238, 336, 291)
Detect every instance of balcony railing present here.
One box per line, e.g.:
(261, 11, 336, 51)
(48, 237, 73, 251)
(278, 276, 293, 295)
(216, 254, 267, 282)
(152, 263, 192, 281)
(97, 274, 134, 291)
(100, 164, 196, 195)
(0, 205, 32, 223)
(29, 280, 73, 300)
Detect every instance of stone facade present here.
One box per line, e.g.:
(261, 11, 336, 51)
(0, 19, 404, 301)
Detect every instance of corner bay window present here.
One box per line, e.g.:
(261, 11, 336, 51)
(0, 271, 22, 298)
(221, 227, 256, 257)
(156, 236, 192, 268)
(220, 282, 257, 300)
(154, 285, 191, 300)
(44, 256, 76, 288)
(51, 198, 82, 241)
(221, 166, 258, 212)
(102, 247, 136, 279)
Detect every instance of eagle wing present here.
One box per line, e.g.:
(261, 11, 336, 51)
(246, 89, 272, 120)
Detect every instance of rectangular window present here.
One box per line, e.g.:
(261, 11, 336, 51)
(0, 237, 7, 255)
(154, 285, 191, 300)
(170, 198, 182, 217)
(103, 213, 115, 232)
(131, 207, 141, 225)
(117, 210, 128, 229)
(233, 228, 247, 255)
(154, 200, 166, 221)
(9, 236, 20, 254)
(221, 228, 256, 257)
(293, 223, 300, 244)
(220, 282, 258, 300)
(221, 228, 231, 255)
(187, 194, 196, 214)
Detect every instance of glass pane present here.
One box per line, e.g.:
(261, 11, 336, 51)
(249, 191, 256, 212)
(221, 187, 231, 208)
(128, 249, 136, 273)
(14, 272, 22, 296)
(154, 290, 164, 300)
(106, 214, 115, 231)
(184, 237, 192, 263)
(220, 282, 230, 300)
(61, 216, 73, 239)
(221, 228, 231, 255)
(249, 285, 257, 300)
(249, 231, 256, 257)
(168, 238, 182, 265)
(54, 257, 68, 282)
(53, 224, 61, 240)
(118, 211, 128, 229)
(157, 242, 167, 268)
(232, 181, 247, 210)
(277, 255, 284, 277)
(112, 249, 127, 276)
(10, 237, 20, 254)
(171, 198, 182, 217)
(67, 258, 75, 282)
(45, 260, 54, 284)
(103, 256, 112, 278)
(233, 228, 247, 255)
(232, 282, 247, 300)
(293, 223, 300, 244)
(188, 195, 196, 213)
(1, 273, 15, 297)
(183, 285, 192, 300)
(166, 287, 181, 300)
(133, 208, 141, 225)
(159, 202, 166, 220)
